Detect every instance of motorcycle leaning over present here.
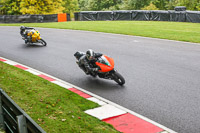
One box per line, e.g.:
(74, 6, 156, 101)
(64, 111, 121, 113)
(74, 51, 125, 86)
(20, 26, 47, 46)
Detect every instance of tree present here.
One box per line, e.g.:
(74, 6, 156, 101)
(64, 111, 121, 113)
(78, 0, 89, 11)
(20, 0, 64, 14)
(165, 0, 180, 10)
(120, 0, 152, 10)
(163, 0, 200, 11)
(142, 2, 159, 10)
(152, 0, 168, 10)
(62, 0, 79, 13)
(196, 2, 200, 10)
(86, 0, 121, 11)
(0, 0, 65, 15)
(177, 0, 200, 10)
(0, 0, 20, 15)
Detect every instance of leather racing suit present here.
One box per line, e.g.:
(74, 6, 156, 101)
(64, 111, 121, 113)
(20, 27, 35, 43)
(78, 53, 102, 75)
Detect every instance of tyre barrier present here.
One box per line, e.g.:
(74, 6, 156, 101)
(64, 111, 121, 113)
(74, 10, 200, 23)
(0, 13, 70, 23)
(0, 88, 46, 133)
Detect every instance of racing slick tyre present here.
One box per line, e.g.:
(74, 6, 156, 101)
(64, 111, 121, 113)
(39, 39, 47, 46)
(113, 71, 125, 85)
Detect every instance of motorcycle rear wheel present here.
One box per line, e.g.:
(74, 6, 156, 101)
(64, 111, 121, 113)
(113, 71, 125, 85)
(39, 39, 47, 46)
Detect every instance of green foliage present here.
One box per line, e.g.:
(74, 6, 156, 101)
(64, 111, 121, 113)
(91, 0, 121, 11)
(120, 0, 200, 11)
(0, 0, 65, 15)
(77, 0, 200, 11)
(0, 0, 20, 15)
(196, 2, 200, 10)
(152, 0, 168, 10)
(78, 0, 89, 11)
(19, 0, 64, 14)
(62, 0, 79, 13)
(165, 0, 180, 10)
(142, 2, 159, 10)
(164, 0, 200, 11)
(78, 0, 122, 11)
(176, 0, 200, 11)
(120, 0, 152, 10)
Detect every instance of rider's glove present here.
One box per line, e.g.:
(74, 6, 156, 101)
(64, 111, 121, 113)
(92, 68, 99, 72)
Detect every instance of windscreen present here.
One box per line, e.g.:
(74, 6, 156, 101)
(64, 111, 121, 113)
(97, 56, 111, 66)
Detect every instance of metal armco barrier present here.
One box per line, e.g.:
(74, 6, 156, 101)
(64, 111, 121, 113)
(0, 88, 46, 133)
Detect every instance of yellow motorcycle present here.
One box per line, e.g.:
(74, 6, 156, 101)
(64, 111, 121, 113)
(21, 28, 47, 46)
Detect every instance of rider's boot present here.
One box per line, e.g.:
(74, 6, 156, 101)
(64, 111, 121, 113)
(25, 39, 28, 44)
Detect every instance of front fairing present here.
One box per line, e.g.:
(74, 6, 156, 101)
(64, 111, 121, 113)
(28, 30, 41, 42)
(96, 55, 114, 72)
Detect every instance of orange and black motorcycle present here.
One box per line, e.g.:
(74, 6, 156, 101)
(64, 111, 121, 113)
(74, 51, 125, 85)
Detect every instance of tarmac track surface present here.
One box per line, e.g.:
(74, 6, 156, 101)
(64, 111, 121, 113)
(0, 26, 200, 133)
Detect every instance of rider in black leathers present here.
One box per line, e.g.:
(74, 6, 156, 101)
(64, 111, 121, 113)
(75, 49, 102, 76)
(20, 26, 35, 43)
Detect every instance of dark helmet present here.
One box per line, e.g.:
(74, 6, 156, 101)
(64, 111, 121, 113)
(20, 25, 25, 30)
(86, 49, 95, 61)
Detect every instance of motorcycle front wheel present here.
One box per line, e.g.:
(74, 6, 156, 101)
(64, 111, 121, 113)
(39, 39, 47, 46)
(112, 71, 125, 85)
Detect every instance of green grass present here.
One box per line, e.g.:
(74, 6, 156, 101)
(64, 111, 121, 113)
(0, 61, 119, 133)
(1, 21, 200, 43)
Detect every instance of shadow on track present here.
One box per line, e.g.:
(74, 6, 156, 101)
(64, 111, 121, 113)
(21, 44, 46, 48)
(80, 77, 126, 90)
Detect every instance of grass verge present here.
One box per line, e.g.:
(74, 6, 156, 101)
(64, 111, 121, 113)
(0, 61, 119, 133)
(0, 21, 200, 43)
